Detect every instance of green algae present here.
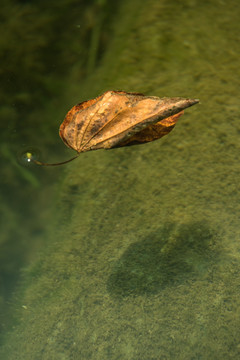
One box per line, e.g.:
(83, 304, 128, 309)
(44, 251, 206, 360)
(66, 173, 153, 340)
(1, 0, 240, 359)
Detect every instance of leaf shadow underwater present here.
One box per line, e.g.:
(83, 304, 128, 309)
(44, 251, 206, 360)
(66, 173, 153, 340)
(107, 222, 221, 297)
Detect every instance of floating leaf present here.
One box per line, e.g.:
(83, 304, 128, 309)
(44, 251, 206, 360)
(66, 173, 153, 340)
(60, 90, 198, 152)
(25, 91, 199, 166)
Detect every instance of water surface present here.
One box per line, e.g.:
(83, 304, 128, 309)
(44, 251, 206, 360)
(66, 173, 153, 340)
(1, 0, 240, 359)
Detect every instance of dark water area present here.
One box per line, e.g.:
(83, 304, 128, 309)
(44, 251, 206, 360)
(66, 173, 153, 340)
(0, 0, 240, 359)
(0, 0, 119, 335)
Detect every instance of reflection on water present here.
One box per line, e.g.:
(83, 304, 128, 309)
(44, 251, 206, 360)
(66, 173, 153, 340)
(1, 0, 240, 359)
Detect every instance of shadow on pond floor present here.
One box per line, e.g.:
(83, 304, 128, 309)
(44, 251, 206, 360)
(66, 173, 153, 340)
(107, 222, 222, 297)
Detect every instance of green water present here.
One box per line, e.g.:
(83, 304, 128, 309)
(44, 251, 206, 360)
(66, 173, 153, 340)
(1, 0, 240, 359)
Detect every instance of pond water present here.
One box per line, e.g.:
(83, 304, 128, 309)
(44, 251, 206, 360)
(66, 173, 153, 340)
(1, 0, 240, 359)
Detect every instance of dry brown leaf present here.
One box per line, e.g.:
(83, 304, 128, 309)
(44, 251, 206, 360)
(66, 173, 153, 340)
(24, 90, 198, 166)
(59, 90, 199, 153)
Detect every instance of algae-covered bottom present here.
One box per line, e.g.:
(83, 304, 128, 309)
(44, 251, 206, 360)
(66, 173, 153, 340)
(1, 0, 240, 359)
